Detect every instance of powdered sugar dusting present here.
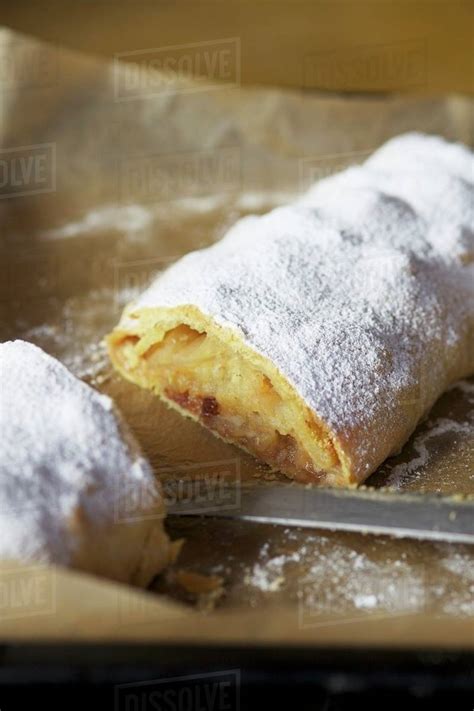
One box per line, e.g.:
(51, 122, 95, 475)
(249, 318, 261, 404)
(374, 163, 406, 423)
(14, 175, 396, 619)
(0, 340, 162, 566)
(126, 133, 474, 481)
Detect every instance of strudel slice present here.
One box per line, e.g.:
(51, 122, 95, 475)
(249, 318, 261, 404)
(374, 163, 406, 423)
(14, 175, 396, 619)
(0, 340, 170, 586)
(108, 133, 474, 486)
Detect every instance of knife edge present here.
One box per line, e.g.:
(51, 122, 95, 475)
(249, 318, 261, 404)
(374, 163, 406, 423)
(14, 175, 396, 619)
(166, 483, 474, 545)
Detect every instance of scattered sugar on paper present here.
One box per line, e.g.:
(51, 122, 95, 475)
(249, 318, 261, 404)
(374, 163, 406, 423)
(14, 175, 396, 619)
(244, 545, 302, 592)
(243, 530, 473, 618)
(41, 205, 154, 240)
(448, 379, 474, 403)
(386, 416, 474, 489)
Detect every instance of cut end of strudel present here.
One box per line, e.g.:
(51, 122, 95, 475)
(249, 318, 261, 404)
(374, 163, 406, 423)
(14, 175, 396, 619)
(108, 133, 474, 487)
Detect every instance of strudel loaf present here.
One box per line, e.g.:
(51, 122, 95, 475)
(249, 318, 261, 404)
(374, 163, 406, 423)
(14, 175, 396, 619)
(108, 134, 474, 486)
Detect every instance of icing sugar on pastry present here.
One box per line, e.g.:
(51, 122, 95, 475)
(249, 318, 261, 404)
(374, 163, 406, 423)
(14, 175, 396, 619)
(0, 340, 170, 585)
(110, 133, 473, 484)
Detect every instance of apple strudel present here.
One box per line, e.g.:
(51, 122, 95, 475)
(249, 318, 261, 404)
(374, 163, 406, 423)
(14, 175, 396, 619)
(108, 134, 473, 486)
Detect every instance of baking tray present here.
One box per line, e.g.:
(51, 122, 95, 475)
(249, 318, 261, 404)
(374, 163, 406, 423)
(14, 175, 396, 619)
(0, 30, 472, 657)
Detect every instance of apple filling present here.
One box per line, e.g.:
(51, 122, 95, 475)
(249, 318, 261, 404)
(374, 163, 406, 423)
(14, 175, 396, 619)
(110, 324, 342, 483)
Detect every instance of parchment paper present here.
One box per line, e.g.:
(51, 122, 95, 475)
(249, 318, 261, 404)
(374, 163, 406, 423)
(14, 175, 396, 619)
(0, 29, 472, 645)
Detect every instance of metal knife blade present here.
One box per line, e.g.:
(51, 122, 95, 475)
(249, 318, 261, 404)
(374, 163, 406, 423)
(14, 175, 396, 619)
(167, 484, 474, 544)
